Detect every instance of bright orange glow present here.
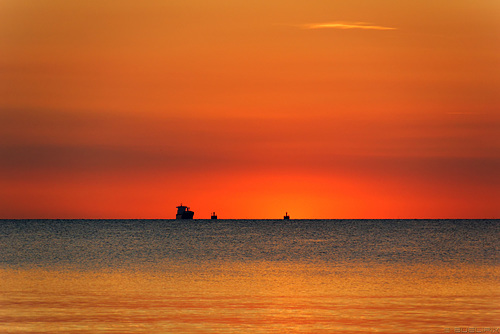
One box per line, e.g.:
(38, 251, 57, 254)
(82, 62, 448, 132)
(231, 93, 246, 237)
(1, 263, 499, 332)
(304, 22, 397, 30)
(1, 0, 499, 218)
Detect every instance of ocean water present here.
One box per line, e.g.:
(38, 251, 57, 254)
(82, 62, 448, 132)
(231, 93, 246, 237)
(0, 219, 498, 333)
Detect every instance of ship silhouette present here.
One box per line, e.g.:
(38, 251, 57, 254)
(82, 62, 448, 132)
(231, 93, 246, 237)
(176, 204, 194, 219)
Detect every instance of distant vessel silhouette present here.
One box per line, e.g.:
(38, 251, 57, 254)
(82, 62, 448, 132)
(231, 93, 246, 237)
(284, 212, 290, 220)
(211, 212, 217, 220)
(176, 204, 194, 219)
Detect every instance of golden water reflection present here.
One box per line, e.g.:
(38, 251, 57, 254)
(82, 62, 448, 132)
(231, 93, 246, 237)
(1, 262, 498, 333)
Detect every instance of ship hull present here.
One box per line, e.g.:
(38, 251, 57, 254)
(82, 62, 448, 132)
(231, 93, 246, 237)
(176, 211, 194, 219)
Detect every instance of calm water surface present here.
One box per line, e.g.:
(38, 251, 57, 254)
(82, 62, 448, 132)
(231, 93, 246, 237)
(0, 219, 498, 333)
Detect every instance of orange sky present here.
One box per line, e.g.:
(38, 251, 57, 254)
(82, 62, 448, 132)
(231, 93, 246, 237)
(1, 0, 499, 218)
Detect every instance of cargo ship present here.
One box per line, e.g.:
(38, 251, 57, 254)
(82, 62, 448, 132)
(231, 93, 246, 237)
(176, 204, 194, 219)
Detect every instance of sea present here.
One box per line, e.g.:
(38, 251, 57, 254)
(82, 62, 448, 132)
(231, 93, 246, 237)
(0, 219, 498, 333)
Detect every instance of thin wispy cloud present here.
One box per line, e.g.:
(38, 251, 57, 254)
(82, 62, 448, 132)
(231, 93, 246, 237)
(303, 22, 397, 31)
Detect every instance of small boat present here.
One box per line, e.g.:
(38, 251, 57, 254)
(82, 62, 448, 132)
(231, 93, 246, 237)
(176, 204, 194, 219)
(284, 212, 290, 220)
(211, 212, 217, 220)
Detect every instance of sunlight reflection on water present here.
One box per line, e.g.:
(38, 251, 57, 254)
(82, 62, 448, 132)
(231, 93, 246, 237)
(0, 219, 498, 333)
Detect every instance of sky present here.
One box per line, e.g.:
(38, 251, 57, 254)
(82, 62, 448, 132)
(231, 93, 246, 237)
(1, 0, 499, 218)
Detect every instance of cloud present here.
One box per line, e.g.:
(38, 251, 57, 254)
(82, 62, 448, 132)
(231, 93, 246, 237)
(303, 22, 397, 31)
